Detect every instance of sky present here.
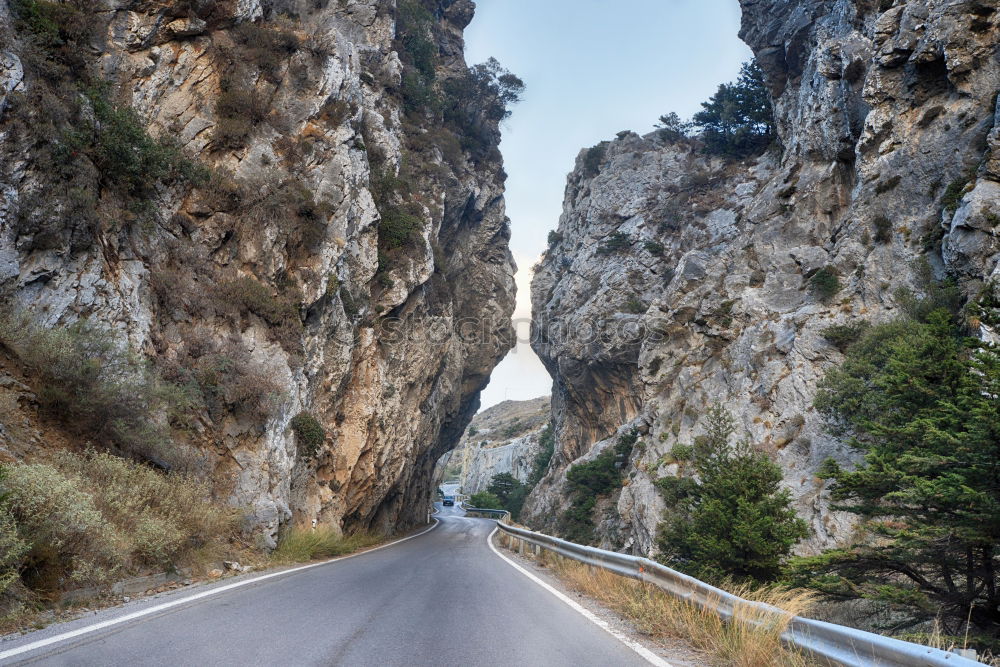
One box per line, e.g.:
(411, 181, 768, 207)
(465, 0, 752, 410)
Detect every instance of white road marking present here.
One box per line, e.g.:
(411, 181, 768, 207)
(0, 520, 440, 662)
(486, 525, 672, 667)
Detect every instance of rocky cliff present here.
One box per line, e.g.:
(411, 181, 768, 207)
(444, 395, 548, 493)
(526, 0, 1000, 555)
(0, 0, 515, 546)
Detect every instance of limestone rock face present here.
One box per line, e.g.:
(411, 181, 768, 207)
(0, 0, 515, 546)
(446, 396, 549, 494)
(527, 0, 1000, 555)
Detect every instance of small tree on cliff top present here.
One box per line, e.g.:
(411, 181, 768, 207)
(692, 60, 775, 157)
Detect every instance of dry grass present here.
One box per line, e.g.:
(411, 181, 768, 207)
(270, 527, 383, 565)
(524, 546, 818, 667)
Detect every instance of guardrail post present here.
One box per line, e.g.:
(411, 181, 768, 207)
(518, 538, 524, 555)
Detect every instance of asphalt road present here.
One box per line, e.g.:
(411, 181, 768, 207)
(0, 505, 652, 666)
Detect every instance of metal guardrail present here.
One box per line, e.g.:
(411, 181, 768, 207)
(490, 519, 981, 667)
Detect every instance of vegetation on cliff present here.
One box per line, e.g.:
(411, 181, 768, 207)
(0, 451, 236, 612)
(789, 275, 1000, 639)
(558, 429, 638, 544)
(655, 406, 808, 585)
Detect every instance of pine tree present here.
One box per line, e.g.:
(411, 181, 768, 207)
(656, 406, 808, 584)
(789, 293, 1000, 637)
(692, 60, 775, 157)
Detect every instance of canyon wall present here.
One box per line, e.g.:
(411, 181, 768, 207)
(0, 0, 515, 546)
(447, 396, 548, 494)
(526, 0, 1000, 555)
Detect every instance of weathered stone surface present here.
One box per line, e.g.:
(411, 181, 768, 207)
(0, 1, 515, 545)
(444, 396, 550, 494)
(527, 0, 1000, 556)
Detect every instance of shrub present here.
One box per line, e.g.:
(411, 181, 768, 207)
(271, 527, 381, 563)
(0, 314, 186, 464)
(583, 144, 607, 177)
(230, 21, 300, 82)
(547, 231, 563, 247)
(217, 276, 303, 349)
(559, 430, 638, 545)
(291, 412, 325, 457)
(808, 266, 841, 302)
(643, 240, 665, 256)
(60, 86, 206, 203)
(0, 490, 29, 599)
(940, 176, 969, 214)
(213, 88, 269, 149)
(873, 215, 892, 243)
(596, 231, 631, 255)
(821, 321, 870, 352)
(10, 0, 101, 75)
(0, 452, 236, 596)
(158, 329, 284, 425)
(379, 207, 423, 249)
(669, 442, 693, 462)
(528, 422, 555, 486)
(656, 406, 808, 584)
(53, 451, 237, 567)
(469, 491, 503, 510)
(624, 297, 646, 314)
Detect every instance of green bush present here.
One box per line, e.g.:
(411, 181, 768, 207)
(469, 491, 503, 510)
(528, 423, 555, 486)
(0, 451, 236, 594)
(940, 176, 969, 214)
(547, 231, 563, 247)
(291, 412, 325, 457)
(656, 406, 808, 584)
(643, 240, 665, 256)
(10, 0, 100, 74)
(808, 266, 841, 302)
(52, 85, 206, 208)
(394, 0, 439, 114)
(821, 321, 870, 352)
(218, 276, 302, 333)
(669, 442, 693, 462)
(583, 144, 607, 177)
(379, 207, 423, 249)
(624, 297, 646, 314)
(0, 314, 186, 464)
(0, 478, 29, 598)
(157, 330, 284, 426)
(873, 215, 892, 244)
(597, 231, 631, 255)
(559, 430, 638, 545)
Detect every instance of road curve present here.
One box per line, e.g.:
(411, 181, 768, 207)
(1, 505, 652, 666)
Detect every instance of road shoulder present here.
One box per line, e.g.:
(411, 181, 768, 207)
(488, 530, 708, 667)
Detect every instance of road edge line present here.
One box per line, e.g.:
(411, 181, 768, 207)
(0, 519, 440, 662)
(485, 525, 672, 667)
